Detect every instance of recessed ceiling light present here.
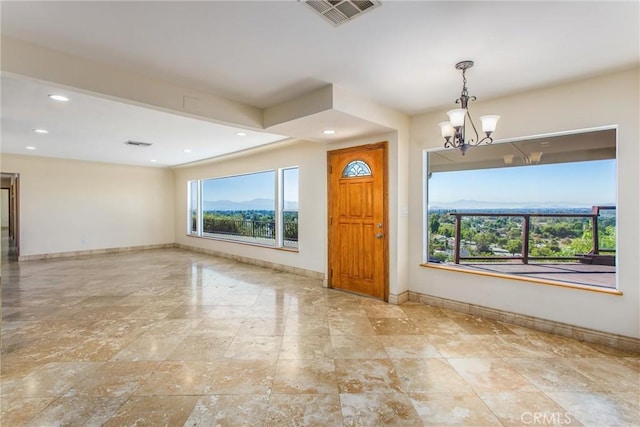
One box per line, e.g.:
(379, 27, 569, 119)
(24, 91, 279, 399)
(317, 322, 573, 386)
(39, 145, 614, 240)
(184, 149, 192, 153)
(48, 94, 69, 102)
(323, 129, 336, 135)
(236, 132, 247, 136)
(25, 146, 36, 150)
(150, 159, 157, 163)
(33, 129, 48, 134)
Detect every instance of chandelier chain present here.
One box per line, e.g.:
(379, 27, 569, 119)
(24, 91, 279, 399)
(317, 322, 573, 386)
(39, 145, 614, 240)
(461, 68, 468, 98)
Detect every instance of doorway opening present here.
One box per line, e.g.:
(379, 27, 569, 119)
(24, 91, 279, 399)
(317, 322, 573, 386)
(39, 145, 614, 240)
(2, 172, 20, 262)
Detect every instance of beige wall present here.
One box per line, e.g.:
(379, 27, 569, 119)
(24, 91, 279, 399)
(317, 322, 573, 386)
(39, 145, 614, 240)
(1, 154, 175, 256)
(173, 140, 328, 275)
(173, 132, 408, 302)
(3, 66, 636, 339)
(409, 67, 640, 338)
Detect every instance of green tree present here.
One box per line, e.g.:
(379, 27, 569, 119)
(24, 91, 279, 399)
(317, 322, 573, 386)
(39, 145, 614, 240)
(531, 245, 554, 257)
(429, 216, 440, 234)
(438, 224, 456, 238)
(432, 252, 449, 262)
(568, 229, 594, 255)
(506, 239, 522, 255)
(474, 232, 495, 254)
(600, 225, 616, 250)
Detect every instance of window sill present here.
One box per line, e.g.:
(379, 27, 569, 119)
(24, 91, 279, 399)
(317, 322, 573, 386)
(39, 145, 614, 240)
(186, 234, 299, 253)
(420, 263, 622, 295)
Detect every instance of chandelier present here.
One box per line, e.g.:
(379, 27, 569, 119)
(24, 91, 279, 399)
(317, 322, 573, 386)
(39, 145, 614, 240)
(439, 60, 500, 155)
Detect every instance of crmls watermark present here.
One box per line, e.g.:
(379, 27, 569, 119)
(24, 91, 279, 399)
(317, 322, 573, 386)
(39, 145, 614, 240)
(521, 412, 573, 425)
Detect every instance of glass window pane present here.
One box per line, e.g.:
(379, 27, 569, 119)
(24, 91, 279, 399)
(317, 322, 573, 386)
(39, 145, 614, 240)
(425, 128, 617, 289)
(202, 171, 276, 245)
(342, 160, 372, 177)
(283, 168, 299, 210)
(189, 180, 198, 235)
(282, 167, 299, 248)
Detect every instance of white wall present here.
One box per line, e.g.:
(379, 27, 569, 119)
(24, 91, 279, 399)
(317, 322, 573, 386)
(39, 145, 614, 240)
(174, 140, 328, 274)
(409, 67, 640, 338)
(4, 63, 635, 340)
(173, 133, 407, 296)
(1, 154, 175, 256)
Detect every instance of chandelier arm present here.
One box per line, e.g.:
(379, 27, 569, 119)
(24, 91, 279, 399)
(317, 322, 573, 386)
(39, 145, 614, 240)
(466, 109, 480, 146)
(478, 135, 494, 145)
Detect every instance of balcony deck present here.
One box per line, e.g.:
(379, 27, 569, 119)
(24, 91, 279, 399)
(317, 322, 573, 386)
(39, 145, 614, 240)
(453, 262, 616, 289)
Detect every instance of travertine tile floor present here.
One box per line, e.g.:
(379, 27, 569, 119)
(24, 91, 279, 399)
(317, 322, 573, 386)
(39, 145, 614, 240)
(1, 249, 638, 426)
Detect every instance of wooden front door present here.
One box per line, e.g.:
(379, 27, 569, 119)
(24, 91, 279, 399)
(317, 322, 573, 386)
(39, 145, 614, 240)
(327, 142, 388, 300)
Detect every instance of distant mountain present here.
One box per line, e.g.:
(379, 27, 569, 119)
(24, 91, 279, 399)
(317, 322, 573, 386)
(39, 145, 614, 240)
(284, 200, 299, 210)
(429, 199, 614, 210)
(203, 198, 299, 211)
(204, 198, 275, 211)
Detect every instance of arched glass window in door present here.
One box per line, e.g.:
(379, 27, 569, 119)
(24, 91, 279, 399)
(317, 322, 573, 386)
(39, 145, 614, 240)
(342, 160, 372, 177)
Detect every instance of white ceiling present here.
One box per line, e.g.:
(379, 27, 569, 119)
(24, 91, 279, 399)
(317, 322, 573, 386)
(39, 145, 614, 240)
(1, 76, 287, 167)
(429, 128, 617, 172)
(1, 1, 638, 167)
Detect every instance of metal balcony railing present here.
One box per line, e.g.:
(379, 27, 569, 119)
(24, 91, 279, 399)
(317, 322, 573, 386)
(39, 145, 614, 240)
(194, 218, 298, 245)
(448, 206, 615, 264)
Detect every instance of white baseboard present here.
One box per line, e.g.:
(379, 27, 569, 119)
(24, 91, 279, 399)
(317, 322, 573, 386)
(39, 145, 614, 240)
(408, 291, 640, 353)
(17, 243, 175, 261)
(388, 290, 409, 305)
(175, 243, 325, 281)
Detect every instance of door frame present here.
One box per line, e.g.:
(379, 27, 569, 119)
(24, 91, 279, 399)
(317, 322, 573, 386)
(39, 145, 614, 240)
(1, 172, 20, 258)
(327, 141, 389, 301)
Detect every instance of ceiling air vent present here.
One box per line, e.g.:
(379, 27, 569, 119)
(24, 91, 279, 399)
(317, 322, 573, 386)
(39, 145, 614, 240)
(305, 0, 381, 26)
(124, 140, 152, 147)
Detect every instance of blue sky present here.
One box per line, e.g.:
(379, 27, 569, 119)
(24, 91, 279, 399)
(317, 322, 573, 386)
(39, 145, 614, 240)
(203, 171, 275, 202)
(283, 168, 299, 205)
(202, 168, 299, 204)
(429, 159, 616, 206)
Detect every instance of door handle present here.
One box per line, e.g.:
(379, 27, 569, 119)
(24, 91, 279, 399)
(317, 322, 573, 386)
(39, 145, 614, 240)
(375, 232, 384, 239)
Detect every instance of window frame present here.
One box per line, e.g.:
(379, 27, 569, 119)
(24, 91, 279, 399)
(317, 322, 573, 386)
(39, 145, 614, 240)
(187, 167, 299, 251)
(422, 126, 618, 291)
(187, 179, 201, 236)
(280, 167, 299, 249)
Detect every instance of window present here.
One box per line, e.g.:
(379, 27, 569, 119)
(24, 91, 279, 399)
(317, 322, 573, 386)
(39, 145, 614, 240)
(342, 160, 372, 177)
(188, 180, 199, 235)
(282, 167, 299, 248)
(188, 167, 299, 249)
(424, 128, 617, 289)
